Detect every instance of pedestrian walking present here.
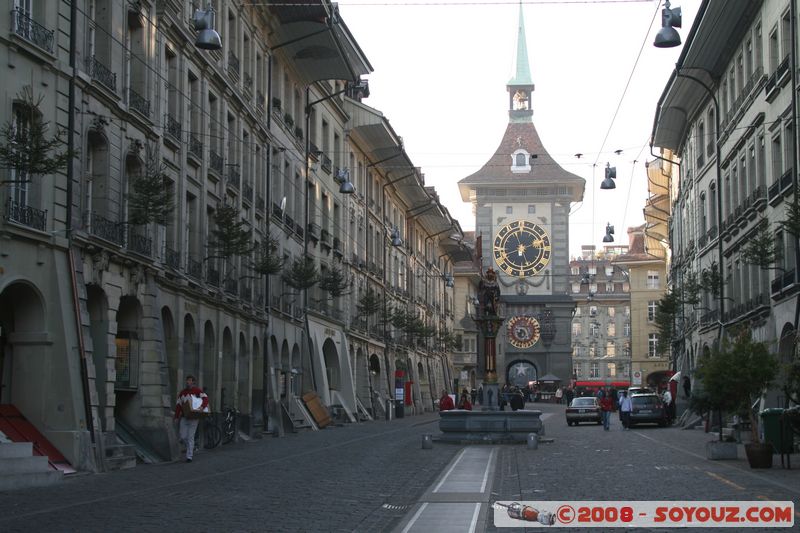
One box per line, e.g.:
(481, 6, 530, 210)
(555, 387, 563, 404)
(470, 388, 477, 405)
(477, 386, 484, 405)
(599, 393, 613, 430)
(509, 388, 525, 411)
(174, 375, 209, 462)
(619, 390, 632, 430)
(439, 390, 455, 411)
(564, 387, 574, 406)
(617, 389, 625, 421)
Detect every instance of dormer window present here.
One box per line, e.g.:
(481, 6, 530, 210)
(511, 148, 531, 174)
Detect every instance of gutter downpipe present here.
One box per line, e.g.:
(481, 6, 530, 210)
(66, 0, 100, 468)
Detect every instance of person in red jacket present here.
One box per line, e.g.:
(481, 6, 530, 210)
(174, 375, 209, 462)
(599, 392, 613, 431)
(439, 390, 455, 411)
(458, 392, 473, 411)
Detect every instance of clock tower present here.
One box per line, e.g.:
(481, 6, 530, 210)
(458, 4, 585, 389)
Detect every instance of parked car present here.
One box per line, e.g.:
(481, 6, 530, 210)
(628, 393, 667, 427)
(566, 397, 602, 426)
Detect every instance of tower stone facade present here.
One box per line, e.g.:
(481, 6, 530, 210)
(458, 6, 585, 388)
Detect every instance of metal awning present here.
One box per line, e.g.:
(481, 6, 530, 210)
(268, 2, 372, 84)
(651, 0, 763, 151)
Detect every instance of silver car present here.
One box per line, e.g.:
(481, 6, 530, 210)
(566, 397, 602, 425)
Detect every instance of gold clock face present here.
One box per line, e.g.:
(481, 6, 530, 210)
(507, 316, 541, 349)
(493, 220, 551, 277)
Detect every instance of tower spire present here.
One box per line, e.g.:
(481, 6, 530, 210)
(506, 2, 535, 122)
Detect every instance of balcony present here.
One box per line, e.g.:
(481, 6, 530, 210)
(187, 256, 202, 280)
(11, 8, 54, 54)
(188, 134, 202, 160)
(256, 91, 265, 116)
(224, 278, 238, 296)
(87, 212, 125, 246)
(777, 56, 791, 86)
(239, 283, 251, 302)
(771, 269, 796, 298)
(321, 154, 332, 174)
(243, 72, 253, 98)
(307, 222, 320, 242)
(333, 237, 342, 258)
(752, 185, 767, 211)
(242, 182, 253, 202)
(210, 150, 223, 174)
(128, 230, 151, 257)
(256, 194, 265, 211)
(768, 180, 782, 205)
(227, 169, 240, 190)
(5, 199, 47, 231)
(164, 114, 181, 144)
(206, 266, 220, 287)
(698, 234, 707, 248)
(780, 168, 793, 194)
(272, 202, 282, 219)
(707, 225, 718, 241)
(85, 55, 117, 93)
(128, 88, 150, 117)
(227, 51, 239, 80)
(165, 246, 180, 269)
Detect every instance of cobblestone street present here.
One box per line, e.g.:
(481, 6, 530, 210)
(0, 403, 798, 532)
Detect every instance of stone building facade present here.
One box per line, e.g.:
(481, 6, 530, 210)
(0, 0, 465, 473)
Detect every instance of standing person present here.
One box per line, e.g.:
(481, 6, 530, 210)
(662, 388, 674, 424)
(599, 393, 613, 430)
(555, 387, 563, 404)
(510, 388, 525, 411)
(174, 375, 209, 463)
(564, 387, 574, 406)
(619, 390, 632, 430)
(470, 388, 477, 405)
(439, 390, 455, 411)
(477, 385, 484, 405)
(617, 389, 625, 422)
(458, 392, 473, 410)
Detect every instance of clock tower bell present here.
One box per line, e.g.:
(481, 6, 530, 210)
(458, 4, 585, 390)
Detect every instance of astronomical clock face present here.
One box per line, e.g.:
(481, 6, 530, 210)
(493, 220, 551, 277)
(507, 316, 541, 349)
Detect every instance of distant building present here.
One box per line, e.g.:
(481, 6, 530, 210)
(569, 247, 631, 391)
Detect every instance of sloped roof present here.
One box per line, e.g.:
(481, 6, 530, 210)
(458, 121, 585, 201)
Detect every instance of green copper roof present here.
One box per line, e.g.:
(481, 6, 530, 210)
(508, 3, 533, 86)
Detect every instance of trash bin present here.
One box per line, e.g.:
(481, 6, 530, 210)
(760, 408, 793, 454)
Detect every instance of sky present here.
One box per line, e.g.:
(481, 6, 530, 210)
(338, 0, 699, 258)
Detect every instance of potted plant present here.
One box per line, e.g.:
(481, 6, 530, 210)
(692, 331, 777, 466)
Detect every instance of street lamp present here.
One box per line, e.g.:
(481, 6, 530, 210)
(600, 163, 616, 190)
(653, 1, 682, 49)
(192, 5, 222, 51)
(603, 223, 615, 243)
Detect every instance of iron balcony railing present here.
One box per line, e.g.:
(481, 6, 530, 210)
(210, 150, 224, 173)
(5, 198, 46, 231)
(207, 266, 220, 287)
(243, 72, 253, 96)
(188, 134, 202, 159)
(227, 51, 239, 79)
(256, 194, 265, 211)
(165, 246, 180, 269)
(85, 55, 117, 92)
(256, 91, 265, 115)
(11, 8, 54, 54)
(128, 230, 152, 256)
(164, 114, 181, 143)
(87, 212, 124, 245)
(128, 88, 150, 117)
(224, 278, 238, 296)
(187, 256, 202, 280)
(227, 169, 240, 190)
(242, 182, 253, 201)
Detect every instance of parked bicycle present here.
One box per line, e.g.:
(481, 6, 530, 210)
(222, 407, 238, 444)
(196, 413, 222, 450)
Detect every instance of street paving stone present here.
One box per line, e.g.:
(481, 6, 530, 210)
(0, 403, 798, 532)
